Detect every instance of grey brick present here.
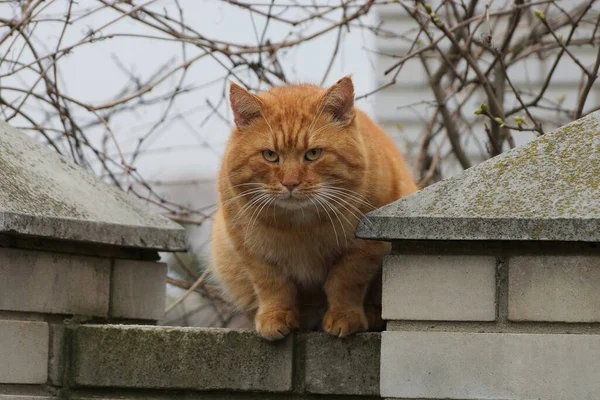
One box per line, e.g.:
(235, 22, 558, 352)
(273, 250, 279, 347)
(48, 324, 65, 385)
(71, 325, 293, 392)
(110, 260, 167, 320)
(382, 255, 496, 321)
(0, 247, 110, 316)
(381, 331, 600, 400)
(0, 320, 49, 384)
(509, 255, 600, 322)
(304, 333, 380, 396)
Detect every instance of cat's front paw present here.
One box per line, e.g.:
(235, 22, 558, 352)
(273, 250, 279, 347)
(255, 309, 299, 341)
(323, 307, 368, 338)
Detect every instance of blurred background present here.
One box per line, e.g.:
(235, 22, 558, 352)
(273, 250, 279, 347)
(1, 0, 598, 327)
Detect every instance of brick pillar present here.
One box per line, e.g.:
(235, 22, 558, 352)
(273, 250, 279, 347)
(0, 239, 169, 390)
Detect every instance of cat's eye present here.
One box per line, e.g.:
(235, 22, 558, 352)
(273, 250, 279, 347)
(262, 149, 279, 162)
(304, 148, 322, 161)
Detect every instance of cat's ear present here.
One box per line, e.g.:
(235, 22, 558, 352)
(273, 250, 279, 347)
(230, 82, 264, 128)
(321, 75, 355, 126)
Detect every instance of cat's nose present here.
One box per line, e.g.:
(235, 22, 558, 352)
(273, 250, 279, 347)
(281, 180, 299, 192)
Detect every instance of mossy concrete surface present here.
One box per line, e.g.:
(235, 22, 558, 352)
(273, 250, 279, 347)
(70, 394, 379, 399)
(358, 111, 600, 242)
(71, 325, 293, 392)
(68, 325, 381, 396)
(0, 120, 186, 251)
(303, 333, 380, 396)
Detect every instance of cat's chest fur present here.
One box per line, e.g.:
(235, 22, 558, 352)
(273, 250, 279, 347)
(246, 223, 349, 285)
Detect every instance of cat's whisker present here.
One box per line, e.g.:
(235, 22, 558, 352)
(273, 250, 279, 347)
(245, 196, 274, 241)
(325, 185, 373, 201)
(253, 197, 274, 230)
(325, 198, 350, 248)
(232, 193, 270, 225)
(320, 184, 374, 212)
(228, 182, 264, 189)
(240, 195, 269, 232)
(317, 193, 356, 226)
(224, 186, 264, 198)
(308, 197, 321, 219)
(322, 198, 373, 227)
(312, 195, 340, 248)
(231, 200, 263, 227)
(318, 192, 370, 226)
(321, 187, 374, 211)
(328, 204, 373, 229)
(222, 188, 265, 207)
(315, 194, 348, 248)
(323, 186, 377, 210)
(321, 193, 373, 214)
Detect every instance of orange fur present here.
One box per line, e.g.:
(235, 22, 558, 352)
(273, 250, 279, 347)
(210, 76, 417, 340)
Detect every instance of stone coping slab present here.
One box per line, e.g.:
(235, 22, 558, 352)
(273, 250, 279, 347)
(69, 325, 380, 395)
(357, 111, 600, 242)
(0, 120, 186, 251)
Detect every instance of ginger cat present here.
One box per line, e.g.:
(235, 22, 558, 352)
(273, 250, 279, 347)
(210, 76, 417, 340)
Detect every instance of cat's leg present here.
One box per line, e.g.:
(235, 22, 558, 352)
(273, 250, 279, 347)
(246, 259, 300, 341)
(322, 240, 388, 337)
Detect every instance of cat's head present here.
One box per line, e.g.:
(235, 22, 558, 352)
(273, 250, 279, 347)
(223, 76, 366, 212)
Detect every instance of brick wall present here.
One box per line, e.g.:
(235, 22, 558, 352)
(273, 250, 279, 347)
(0, 242, 170, 399)
(0, 240, 381, 400)
(0, 324, 380, 399)
(67, 326, 380, 399)
(3, 240, 599, 400)
(380, 242, 600, 400)
(0, 247, 166, 322)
